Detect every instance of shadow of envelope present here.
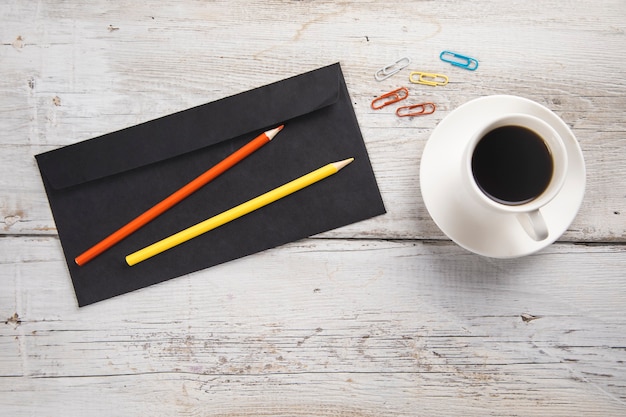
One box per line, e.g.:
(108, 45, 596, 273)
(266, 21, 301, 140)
(35, 63, 386, 306)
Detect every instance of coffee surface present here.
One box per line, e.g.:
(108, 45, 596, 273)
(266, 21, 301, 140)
(471, 125, 553, 205)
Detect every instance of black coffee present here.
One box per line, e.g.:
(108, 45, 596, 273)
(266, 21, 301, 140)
(471, 125, 553, 205)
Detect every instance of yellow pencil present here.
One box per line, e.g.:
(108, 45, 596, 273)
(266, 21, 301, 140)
(125, 158, 354, 266)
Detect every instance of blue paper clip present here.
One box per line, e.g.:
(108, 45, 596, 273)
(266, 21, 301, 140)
(439, 51, 479, 71)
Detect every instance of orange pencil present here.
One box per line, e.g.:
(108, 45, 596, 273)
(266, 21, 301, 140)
(74, 125, 284, 266)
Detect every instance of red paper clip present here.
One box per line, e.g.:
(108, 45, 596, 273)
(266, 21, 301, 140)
(371, 87, 409, 110)
(396, 102, 436, 117)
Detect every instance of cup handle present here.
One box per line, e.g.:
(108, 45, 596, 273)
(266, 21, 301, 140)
(517, 210, 549, 241)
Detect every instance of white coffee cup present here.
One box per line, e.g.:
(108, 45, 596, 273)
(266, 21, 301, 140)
(462, 113, 569, 241)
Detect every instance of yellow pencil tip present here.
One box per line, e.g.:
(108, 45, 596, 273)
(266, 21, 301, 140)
(333, 158, 354, 171)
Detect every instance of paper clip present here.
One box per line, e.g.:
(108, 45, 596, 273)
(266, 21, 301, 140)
(440, 51, 479, 70)
(396, 102, 436, 117)
(375, 57, 411, 81)
(439, 51, 478, 71)
(371, 87, 409, 110)
(409, 71, 448, 87)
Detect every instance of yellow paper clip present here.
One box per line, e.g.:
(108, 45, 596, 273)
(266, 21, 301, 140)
(396, 102, 436, 117)
(371, 87, 409, 110)
(409, 71, 448, 87)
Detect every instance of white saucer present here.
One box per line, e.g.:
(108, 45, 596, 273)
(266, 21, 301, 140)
(420, 95, 586, 258)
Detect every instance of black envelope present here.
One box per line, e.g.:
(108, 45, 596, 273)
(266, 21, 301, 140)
(35, 63, 386, 306)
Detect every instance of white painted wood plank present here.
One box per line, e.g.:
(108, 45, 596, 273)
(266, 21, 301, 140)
(1, 237, 625, 415)
(2, 372, 626, 417)
(1, 118, 625, 241)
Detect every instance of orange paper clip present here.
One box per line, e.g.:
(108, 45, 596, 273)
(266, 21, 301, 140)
(396, 102, 436, 117)
(371, 87, 409, 110)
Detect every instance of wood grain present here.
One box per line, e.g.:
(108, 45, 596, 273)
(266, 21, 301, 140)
(1, 237, 626, 415)
(1, 0, 626, 415)
(1, 0, 625, 241)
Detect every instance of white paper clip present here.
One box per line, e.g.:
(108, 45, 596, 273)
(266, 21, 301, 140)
(375, 57, 411, 81)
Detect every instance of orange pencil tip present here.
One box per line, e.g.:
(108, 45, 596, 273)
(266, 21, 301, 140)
(266, 125, 284, 140)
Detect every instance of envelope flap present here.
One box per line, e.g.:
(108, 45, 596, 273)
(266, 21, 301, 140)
(36, 63, 342, 190)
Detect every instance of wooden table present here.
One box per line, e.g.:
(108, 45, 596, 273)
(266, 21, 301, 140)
(2, 1, 625, 415)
